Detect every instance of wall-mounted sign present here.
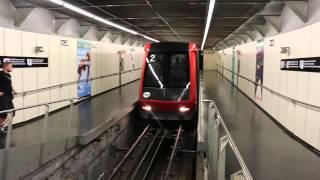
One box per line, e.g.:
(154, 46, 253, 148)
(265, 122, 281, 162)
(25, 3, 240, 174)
(61, 40, 69, 46)
(0, 56, 48, 68)
(269, 39, 275, 47)
(281, 57, 320, 72)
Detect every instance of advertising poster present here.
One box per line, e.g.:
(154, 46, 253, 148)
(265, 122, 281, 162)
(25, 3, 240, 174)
(77, 40, 91, 97)
(255, 39, 264, 100)
(130, 48, 135, 69)
(231, 47, 236, 84)
(118, 50, 126, 85)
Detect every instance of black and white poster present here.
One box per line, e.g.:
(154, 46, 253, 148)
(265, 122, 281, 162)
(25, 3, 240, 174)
(0, 56, 48, 68)
(281, 57, 320, 72)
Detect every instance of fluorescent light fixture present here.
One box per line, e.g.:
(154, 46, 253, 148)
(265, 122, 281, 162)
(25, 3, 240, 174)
(201, 0, 216, 50)
(48, 0, 64, 5)
(47, 0, 151, 37)
(94, 16, 138, 35)
(144, 36, 160, 43)
(64, 3, 95, 18)
(142, 106, 152, 111)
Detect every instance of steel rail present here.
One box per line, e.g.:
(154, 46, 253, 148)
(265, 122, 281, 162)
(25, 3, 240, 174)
(107, 124, 151, 180)
(217, 65, 320, 112)
(130, 130, 161, 180)
(164, 125, 182, 180)
(212, 101, 253, 180)
(142, 130, 167, 180)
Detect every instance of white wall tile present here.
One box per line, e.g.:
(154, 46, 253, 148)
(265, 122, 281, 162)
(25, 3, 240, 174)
(293, 105, 307, 140)
(1, 27, 143, 124)
(22, 32, 39, 119)
(305, 109, 320, 149)
(0, 28, 4, 55)
(4, 29, 23, 123)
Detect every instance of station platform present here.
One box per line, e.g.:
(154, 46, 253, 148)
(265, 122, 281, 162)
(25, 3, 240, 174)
(0, 80, 139, 148)
(203, 70, 320, 180)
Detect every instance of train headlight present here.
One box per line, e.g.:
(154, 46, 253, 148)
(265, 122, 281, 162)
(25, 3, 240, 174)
(179, 107, 190, 112)
(142, 105, 152, 111)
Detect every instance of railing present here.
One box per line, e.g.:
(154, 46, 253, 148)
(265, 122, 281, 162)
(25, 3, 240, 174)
(15, 68, 142, 97)
(0, 95, 87, 179)
(204, 99, 253, 180)
(0, 67, 142, 147)
(217, 65, 320, 112)
(0, 67, 142, 179)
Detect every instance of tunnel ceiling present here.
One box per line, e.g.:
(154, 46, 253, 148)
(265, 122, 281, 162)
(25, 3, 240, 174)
(15, 0, 288, 48)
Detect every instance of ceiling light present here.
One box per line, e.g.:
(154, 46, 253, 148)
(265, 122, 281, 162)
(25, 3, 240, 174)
(48, 0, 64, 5)
(64, 3, 95, 18)
(93, 16, 138, 35)
(143, 36, 160, 43)
(201, 0, 216, 50)
(47, 0, 153, 38)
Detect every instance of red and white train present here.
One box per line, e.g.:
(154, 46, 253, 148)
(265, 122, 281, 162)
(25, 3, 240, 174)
(138, 42, 199, 121)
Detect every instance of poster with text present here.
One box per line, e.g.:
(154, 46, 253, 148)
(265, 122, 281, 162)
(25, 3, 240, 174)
(255, 40, 264, 101)
(77, 40, 91, 97)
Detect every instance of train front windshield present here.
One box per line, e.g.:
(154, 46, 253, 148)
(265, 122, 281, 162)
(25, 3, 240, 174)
(143, 52, 190, 101)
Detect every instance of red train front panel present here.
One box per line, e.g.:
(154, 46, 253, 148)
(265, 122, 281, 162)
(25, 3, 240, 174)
(139, 42, 198, 120)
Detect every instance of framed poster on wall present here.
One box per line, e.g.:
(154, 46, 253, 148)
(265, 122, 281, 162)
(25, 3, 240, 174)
(77, 40, 92, 97)
(255, 39, 264, 101)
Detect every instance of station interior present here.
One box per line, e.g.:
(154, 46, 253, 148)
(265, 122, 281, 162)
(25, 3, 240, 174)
(0, 0, 319, 180)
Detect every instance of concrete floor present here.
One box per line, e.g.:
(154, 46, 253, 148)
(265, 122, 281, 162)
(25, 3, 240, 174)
(1, 81, 139, 148)
(203, 70, 320, 180)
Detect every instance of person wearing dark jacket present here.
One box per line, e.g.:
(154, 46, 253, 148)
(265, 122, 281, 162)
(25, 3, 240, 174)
(0, 62, 16, 134)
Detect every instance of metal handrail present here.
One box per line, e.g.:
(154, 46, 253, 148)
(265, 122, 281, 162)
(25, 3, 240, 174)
(0, 97, 88, 114)
(15, 68, 142, 97)
(0, 67, 142, 178)
(0, 68, 142, 114)
(203, 99, 253, 180)
(120, 67, 142, 74)
(211, 100, 253, 180)
(217, 65, 320, 112)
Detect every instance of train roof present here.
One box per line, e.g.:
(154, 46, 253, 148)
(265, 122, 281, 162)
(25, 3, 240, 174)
(145, 42, 198, 52)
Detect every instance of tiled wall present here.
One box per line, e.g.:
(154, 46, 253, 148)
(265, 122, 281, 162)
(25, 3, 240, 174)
(0, 27, 144, 124)
(217, 22, 320, 150)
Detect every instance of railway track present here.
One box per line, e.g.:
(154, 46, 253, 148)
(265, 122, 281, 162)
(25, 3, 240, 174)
(107, 123, 196, 180)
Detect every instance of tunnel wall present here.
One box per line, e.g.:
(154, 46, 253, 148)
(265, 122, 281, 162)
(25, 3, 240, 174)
(217, 20, 320, 150)
(203, 51, 218, 70)
(0, 27, 144, 124)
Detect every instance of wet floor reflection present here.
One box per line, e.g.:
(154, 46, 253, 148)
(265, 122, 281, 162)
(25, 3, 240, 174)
(0, 81, 139, 149)
(203, 71, 320, 180)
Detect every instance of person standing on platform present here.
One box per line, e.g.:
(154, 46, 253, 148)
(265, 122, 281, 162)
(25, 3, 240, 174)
(0, 62, 16, 134)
